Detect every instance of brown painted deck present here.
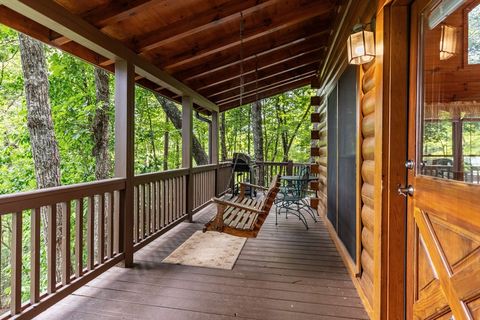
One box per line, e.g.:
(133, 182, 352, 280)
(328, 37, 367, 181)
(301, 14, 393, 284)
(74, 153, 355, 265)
(35, 204, 368, 320)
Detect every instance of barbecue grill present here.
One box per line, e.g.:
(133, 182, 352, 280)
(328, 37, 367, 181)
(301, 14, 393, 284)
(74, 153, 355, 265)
(230, 153, 256, 197)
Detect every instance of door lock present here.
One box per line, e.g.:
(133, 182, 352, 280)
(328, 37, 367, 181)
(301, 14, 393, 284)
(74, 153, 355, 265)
(405, 160, 415, 170)
(398, 185, 414, 197)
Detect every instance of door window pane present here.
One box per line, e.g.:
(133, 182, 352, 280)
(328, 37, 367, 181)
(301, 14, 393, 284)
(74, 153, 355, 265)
(468, 3, 480, 64)
(420, 0, 480, 184)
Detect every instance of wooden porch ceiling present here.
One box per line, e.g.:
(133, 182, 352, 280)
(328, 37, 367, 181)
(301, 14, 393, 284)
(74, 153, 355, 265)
(0, 0, 339, 113)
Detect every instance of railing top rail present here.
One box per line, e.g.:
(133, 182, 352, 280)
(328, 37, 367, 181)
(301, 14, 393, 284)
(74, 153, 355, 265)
(0, 177, 126, 215)
(191, 163, 219, 174)
(134, 168, 189, 185)
(255, 161, 311, 166)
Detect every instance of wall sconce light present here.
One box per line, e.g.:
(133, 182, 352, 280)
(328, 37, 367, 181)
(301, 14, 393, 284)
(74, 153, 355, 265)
(347, 23, 375, 65)
(439, 24, 457, 60)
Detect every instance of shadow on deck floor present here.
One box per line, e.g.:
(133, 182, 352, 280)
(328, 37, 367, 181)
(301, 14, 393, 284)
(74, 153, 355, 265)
(35, 204, 368, 320)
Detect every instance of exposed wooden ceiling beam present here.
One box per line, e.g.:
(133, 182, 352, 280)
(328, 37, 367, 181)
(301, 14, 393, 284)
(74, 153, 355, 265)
(200, 56, 322, 98)
(172, 20, 330, 79)
(135, 0, 275, 53)
(51, 0, 162, 46)
(186, 38, 327, 91)
(0, 6, 112, 68)
(2, 0, 218, 112)
(216, 73, 316, 105)
(219, 77, 313, 111)
(160, 1, 335, 71)
(208, 64, 318, 102)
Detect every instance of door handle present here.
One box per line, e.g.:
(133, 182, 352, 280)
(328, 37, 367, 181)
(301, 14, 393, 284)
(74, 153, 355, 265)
(405, 160, 415, 170)
(398, 185, 414, 197)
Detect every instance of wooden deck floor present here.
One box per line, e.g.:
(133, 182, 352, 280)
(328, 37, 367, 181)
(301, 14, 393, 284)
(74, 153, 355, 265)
(36, 203, 368, 320)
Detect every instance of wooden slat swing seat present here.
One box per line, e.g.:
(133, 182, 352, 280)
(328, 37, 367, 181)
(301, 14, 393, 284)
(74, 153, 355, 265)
(204, 175, 281, 237)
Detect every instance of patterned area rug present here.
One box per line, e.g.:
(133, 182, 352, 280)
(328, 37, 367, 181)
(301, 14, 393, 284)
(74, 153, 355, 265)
(162, 231, 247, 270)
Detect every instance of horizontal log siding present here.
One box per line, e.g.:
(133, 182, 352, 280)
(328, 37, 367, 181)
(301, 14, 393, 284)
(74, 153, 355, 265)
(359, 60, 376, 308)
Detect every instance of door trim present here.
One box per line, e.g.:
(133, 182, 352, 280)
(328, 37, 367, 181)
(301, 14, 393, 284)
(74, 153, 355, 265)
(377, 1, 410, 319)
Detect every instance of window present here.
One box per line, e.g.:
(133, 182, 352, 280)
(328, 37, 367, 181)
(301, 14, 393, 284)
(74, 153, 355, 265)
(468, 3, 480, 64)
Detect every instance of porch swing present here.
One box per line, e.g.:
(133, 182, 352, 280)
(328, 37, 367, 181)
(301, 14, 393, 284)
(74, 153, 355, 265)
(203, 12, 281, 238)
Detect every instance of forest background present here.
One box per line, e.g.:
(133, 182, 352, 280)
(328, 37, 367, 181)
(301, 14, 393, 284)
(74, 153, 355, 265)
(0, 25, 313, 196)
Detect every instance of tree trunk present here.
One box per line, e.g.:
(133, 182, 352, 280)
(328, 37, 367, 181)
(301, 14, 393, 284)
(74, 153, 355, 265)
(251, 101, 265, 185)
(220, 112, 227, 161)
(155, 95, 209, 165)
(92, 67, 110, 180)
(18, 33, 63, 279)
(163, 114, 169, 170)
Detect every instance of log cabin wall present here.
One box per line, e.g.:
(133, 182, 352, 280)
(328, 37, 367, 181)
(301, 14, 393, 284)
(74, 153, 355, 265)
(310, 1, 384, 318)
(358, 59, 376, 313)
(310, 93, 327, 213)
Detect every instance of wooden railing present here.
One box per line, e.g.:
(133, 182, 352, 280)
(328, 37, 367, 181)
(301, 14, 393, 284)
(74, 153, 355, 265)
(422, 165, 480, 184)
(0, 178, 126, 318)
(191, 165, 217, 211)
(133, 168, 188, 250)
(255, 161, 310, 186)
(217, 163, 232, 195)
(132, 163, 232, 251)
(0, 163, 233, 319)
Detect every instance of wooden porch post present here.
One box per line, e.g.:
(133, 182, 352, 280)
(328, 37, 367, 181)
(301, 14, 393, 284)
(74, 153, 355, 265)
(114, 59, 135, 267)
(212, 111, 219, 195)
(211, 111, 219, 165)
(182, 96, 194, 222)
(452, 116, 464, 181)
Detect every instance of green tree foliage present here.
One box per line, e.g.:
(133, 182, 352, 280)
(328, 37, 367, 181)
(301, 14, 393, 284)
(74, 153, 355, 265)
(223, 87, 314, 162)
(468, 3, 480, 64)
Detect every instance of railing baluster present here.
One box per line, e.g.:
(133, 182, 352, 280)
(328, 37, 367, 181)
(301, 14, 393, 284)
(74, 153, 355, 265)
(139, 184, 145, 240)
(107, 192, 113, 259)
(31, 207, 40, 303)
(173, 178, 178, 220)
(150, 182, 155, 232)
(145, 183, 150, 236)
(155, 181, 160, 230)
(87, 197, 94, 271)
(75, 199, 83, 277)
(161, 181, 164, 225)
(62, 201, 71, 285)
(48, 205, 57, 293)
(166, 179, 171, 224)
(11, 211, 22, 315)
(183, 175, 187, 215)
(133, 186, 138, 243)
(113, 191, 120, 254)
(97, 195, 104, 264)
(178, 177, 182, 218)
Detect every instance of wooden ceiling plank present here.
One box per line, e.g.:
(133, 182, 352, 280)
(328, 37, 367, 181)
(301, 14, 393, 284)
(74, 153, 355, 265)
(81, 0, 157, 28)
(173, 22, 330, 80)
(189, 42, 326, 91)
(161, 1, 334, 70)
(208, 64, 318, 102)
(51, 0, 159, 46)
(219, 77, 313, 111)
(3, 0, 218, 112)
(202, 58, 321, 98)
(215, 72, 316, 105)
(136, 0, 275, 53)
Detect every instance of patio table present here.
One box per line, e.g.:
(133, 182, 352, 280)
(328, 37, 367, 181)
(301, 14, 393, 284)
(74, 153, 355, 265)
(275, 175, 319, 229)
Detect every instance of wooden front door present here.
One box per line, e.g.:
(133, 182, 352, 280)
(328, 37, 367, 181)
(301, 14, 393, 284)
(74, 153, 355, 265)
(407, 0, 480, 319)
